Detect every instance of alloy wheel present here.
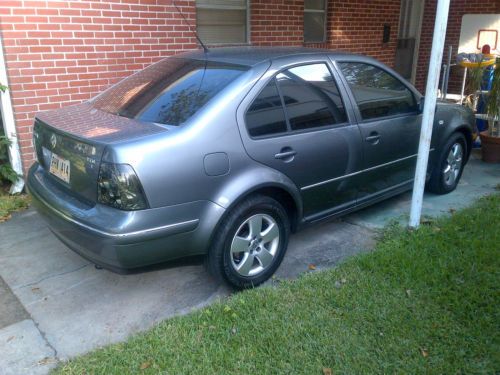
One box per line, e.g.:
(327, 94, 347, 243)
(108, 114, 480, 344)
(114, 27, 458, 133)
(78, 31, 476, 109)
(443, 142, 463, 187)
(230, 214, 280, 277)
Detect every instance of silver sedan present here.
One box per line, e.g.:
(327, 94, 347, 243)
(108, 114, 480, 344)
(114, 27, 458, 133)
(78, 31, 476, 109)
(28, 47, 474, 288)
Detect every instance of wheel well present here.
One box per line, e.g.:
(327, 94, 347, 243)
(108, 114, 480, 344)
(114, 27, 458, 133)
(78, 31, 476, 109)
(249, 186, 299, 231)
(455, 126, 472, 161)
(207, 186, 300, 256)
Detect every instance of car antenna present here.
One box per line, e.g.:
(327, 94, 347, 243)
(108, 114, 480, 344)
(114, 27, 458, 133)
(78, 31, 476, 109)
(172, 1, 209, 54)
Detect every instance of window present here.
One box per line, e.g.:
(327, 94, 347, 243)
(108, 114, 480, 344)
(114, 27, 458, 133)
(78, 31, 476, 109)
(338, 62, 418, 120)
(304, 0, 327, 43)
(92, 58, 248, 126)
(196, 0, 249, 45)
(246, 80, 288, 137)
(276, 64, 347, 131)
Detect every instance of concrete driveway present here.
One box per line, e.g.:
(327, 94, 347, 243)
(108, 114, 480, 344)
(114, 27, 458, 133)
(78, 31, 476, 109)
(0, 153, 498, 374)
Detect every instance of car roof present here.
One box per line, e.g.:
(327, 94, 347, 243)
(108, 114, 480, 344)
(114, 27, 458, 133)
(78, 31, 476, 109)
(176, 46, 357, 66)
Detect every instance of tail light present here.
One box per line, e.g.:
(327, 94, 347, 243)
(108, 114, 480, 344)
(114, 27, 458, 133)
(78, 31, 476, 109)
(97, 163, 149, 210)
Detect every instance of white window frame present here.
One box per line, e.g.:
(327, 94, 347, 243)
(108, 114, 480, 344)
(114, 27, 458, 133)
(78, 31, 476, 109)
(196, 0, 251, 45)
(304, 1, 328, 43)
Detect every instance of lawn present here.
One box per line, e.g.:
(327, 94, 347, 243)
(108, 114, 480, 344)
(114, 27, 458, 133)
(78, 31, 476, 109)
(54, 194, 499, 374)
(0, 190, 29, 222)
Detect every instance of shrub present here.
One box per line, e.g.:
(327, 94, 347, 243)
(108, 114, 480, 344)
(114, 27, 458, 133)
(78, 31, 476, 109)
(0, 83, 19, 187)
(0, 136, 18, 186)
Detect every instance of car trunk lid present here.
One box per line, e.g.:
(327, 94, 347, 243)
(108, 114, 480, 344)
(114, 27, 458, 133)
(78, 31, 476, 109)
(33, 102, 168, 204)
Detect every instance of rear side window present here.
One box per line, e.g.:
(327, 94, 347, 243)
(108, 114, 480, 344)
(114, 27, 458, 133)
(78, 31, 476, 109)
(338, 62, 417, 120)
(245, 63, 347, 137)
(92, 58, 247, 126)
(276, 64, 347, 131)
(246, 79, 288, 137)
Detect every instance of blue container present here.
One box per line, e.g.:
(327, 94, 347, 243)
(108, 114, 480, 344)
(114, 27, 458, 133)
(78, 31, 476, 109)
(476, 66, 494, 133)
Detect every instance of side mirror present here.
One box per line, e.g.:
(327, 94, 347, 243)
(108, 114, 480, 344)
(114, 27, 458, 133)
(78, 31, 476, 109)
(418, 97, 425, 113)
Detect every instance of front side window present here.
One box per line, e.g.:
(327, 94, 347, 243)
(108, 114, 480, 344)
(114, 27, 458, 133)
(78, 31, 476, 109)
(276, 63, 347, 131)
(338, 62, 418, 120)
(92, 58, 247, 126)
(304, 0, 327, 43)
(196, 0, 248, 44)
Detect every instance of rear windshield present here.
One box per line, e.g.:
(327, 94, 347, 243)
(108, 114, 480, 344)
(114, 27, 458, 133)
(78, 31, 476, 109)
(91, 58, 248, 126)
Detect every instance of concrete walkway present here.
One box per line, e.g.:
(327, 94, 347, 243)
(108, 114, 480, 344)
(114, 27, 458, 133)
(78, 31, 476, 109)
(0, 154, 498, 374)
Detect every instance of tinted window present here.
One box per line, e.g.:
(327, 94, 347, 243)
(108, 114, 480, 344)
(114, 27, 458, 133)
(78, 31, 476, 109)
(339, 62, 417, 120)
(276, 63, 347, 131)
(92, 58, 247, 126)
(246, 79, 288, 137)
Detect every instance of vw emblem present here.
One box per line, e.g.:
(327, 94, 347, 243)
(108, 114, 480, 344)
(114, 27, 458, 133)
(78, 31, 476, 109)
(50, 134, 57, 149)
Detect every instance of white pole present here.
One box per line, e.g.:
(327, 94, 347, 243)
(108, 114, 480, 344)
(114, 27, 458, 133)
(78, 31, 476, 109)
(409, 0, 451, 228)
(460, 67, 467, 105)
(0, 34, 24, 194)
(442, 45, 453, 100)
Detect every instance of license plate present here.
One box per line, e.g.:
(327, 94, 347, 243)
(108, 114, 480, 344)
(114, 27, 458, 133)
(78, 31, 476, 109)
(49, 152, 70, 183)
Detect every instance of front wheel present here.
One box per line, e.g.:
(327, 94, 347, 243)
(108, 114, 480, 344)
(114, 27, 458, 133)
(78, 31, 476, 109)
(207, 195, 290, 289)
(426, 133, 466, 194)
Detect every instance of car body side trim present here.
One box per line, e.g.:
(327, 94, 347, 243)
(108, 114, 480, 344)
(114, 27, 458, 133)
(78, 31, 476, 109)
(303, 178, 414, 224)
(30, 184, 199, 240)
(301, 149, 435, 191)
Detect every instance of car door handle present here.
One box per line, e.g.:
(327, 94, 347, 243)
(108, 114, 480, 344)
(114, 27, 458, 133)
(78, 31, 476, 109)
(274, 148, 297, 161)
(365, 133, 380, 144)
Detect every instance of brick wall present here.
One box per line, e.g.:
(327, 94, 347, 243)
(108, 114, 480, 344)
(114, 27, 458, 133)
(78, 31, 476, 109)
(415, 0, 499, 93)
(0, 0, 197, 173)
(249, 0, 401, 68)
(326, 0, 401, 67)
(250, 0, 303, 46)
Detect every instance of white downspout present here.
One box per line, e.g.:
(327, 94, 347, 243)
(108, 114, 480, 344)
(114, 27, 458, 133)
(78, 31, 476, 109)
(409, 0, 451, 228)
(0, 34, 24, 194)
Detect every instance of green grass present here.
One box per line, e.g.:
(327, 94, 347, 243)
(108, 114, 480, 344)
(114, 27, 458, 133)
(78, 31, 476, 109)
(55, 195, 500, 374)
(0, 190, 29, 221)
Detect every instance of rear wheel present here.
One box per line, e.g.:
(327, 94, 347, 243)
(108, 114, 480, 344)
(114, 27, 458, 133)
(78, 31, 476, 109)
(207, 195, 290, 289)
(427, 133, 466, 194)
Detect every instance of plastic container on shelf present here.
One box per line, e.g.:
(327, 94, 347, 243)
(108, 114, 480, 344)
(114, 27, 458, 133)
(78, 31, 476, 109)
(457, 45, 496, 68)
(457, 54, 496, 68)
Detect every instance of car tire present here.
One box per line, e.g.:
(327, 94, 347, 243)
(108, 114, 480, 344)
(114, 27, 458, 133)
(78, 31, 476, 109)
(426, 132, 467, 195)
(207, 195, 290, 289)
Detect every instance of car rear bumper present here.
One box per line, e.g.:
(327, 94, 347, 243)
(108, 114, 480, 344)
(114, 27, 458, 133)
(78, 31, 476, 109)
(27, 163, 225, 271)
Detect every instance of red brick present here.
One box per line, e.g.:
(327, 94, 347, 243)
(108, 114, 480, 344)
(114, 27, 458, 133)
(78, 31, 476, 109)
(2, 31, 30, 40)
(32, 61, 55, 68)
(25, 96, 49, 105)
(36, 8, 59, 16)
(23, 83, 47, 90)
(25, 16, 48, 23)
(26, 31, 51, 38)
(29, 46, 52, 53)
(12, 8, 37, 15)
(38, 23, 61, 30)
(0, 1, 22, 7)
